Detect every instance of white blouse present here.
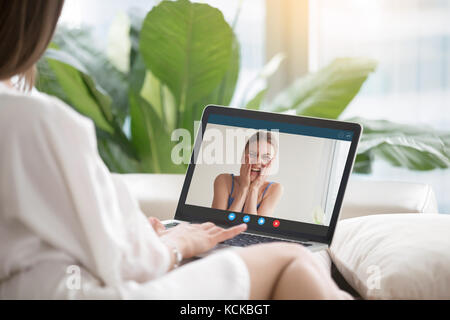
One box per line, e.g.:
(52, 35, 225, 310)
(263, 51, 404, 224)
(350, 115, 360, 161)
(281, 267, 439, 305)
(0, 83, 250, 299)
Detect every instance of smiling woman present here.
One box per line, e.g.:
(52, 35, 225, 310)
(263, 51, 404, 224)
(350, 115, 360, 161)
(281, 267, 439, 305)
(212, 131, 283, 217)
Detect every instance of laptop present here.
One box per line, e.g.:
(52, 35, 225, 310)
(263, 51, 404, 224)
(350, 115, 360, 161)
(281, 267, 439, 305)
(163, 105, 362, 254)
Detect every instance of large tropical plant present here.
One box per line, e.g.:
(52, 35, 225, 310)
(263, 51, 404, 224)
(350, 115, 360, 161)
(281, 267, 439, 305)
(36, 0, 450, 175)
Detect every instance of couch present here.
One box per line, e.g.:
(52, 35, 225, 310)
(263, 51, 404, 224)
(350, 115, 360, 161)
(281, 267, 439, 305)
(116, 174, 439, 221)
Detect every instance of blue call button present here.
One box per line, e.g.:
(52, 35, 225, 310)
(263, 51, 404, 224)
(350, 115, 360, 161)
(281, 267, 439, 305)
(258, 217, 266, 225)
(228, 213, 236, 221)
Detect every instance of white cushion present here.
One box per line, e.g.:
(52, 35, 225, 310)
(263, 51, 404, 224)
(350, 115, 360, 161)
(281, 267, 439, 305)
(341, 180, 438, 220)
(329, 213, 450, 299)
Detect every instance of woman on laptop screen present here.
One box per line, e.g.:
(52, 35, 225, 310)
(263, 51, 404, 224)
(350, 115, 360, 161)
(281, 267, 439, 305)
(212, 131, 284, 217)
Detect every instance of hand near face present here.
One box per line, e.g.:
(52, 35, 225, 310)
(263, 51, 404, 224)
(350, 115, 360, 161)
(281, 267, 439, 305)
(250, 160, 271, 190)
(239, 154, 252, 189)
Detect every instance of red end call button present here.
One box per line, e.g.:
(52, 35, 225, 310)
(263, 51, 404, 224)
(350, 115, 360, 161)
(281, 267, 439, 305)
(273, 220, 280, 228)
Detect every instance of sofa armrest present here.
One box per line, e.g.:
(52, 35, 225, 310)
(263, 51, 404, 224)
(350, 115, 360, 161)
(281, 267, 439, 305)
(340, 179, 438, 219)
(115, 174, 183, 221)
(115, 174, 439, 221)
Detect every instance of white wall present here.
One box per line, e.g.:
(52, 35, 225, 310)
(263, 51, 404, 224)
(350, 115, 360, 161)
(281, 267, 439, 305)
(186, 124, 349, 225)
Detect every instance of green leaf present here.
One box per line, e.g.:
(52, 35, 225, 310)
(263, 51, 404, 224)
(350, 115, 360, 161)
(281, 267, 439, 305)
(259, 53, 286, 80)
(128, 53, 147, 95)
(43, 49, 115, 133)
(51, 27, 130, 123)
(128, 7, 146, 69)
(130, 93, 186, 174)
(351, 117, 450, 173)
(267, 58, 377, 119)
(200, 33, 241, 107)
(353, 152, 373, 174)
(140, 70, 177, 133)
(36, 57, 71, 106)
(246, 89, 267, 110)
(39, 48, 139, 161)
(140, 0, 233, 117)
(195, 32, 240, 125)
(127, 8, 147, 95)
(242, 52, 285, 109)
(97, 138, 140, 173)
(220, 33, 241, 106)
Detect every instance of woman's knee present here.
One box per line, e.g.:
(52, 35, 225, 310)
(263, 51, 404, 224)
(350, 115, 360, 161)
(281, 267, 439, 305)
(265, 242, 312, 261)
(239, 242, 310, 267)
(235, 243, 312, 299)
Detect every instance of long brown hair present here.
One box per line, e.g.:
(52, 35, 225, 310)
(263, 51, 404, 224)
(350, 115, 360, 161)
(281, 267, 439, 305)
(0, 0, 65, 90)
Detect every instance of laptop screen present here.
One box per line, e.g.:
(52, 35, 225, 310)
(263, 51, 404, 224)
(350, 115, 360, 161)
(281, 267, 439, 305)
(177, 109, 359, 242)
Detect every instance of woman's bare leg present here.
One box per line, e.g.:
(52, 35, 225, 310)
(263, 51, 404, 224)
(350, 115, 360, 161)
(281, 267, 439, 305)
(236, 243, 353, 300)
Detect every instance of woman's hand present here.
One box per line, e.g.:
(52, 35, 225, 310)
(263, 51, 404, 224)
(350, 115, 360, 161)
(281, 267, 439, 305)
(161, 222, 247, 259)
(249, 163, 270, 191)
(149, 217, 167, 236)
(239, 155, 252, 189)
(149, 218, 247, 259)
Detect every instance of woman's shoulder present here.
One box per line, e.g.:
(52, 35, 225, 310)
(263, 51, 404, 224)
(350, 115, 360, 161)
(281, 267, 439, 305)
(0, 89, 92, 135)
(267, 181, 283, 195)
(214, 173, 232, 184)
(214, 173, 235, 192)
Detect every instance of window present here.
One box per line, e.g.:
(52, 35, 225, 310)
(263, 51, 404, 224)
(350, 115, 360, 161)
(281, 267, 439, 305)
(309, 0, 450, 213)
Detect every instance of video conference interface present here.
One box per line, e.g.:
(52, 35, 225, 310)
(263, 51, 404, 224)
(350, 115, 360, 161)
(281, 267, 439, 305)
(185, 114, 353, 231)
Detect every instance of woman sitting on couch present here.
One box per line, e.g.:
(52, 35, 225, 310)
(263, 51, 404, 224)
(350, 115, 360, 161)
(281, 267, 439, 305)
(0, 0, 352, 300)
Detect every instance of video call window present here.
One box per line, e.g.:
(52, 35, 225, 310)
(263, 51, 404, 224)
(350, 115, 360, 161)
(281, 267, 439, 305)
(185, 116, 352, 227)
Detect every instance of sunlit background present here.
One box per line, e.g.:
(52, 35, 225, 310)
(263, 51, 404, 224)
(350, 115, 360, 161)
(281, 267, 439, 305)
(310, 0, 450, 214)
(59, 0, 450, 213)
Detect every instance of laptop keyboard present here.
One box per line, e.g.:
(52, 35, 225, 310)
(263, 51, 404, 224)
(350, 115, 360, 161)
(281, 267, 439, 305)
(164, 222, 311, 248)
(164, 222, 181, 229)
(221, 233, 311, 247)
